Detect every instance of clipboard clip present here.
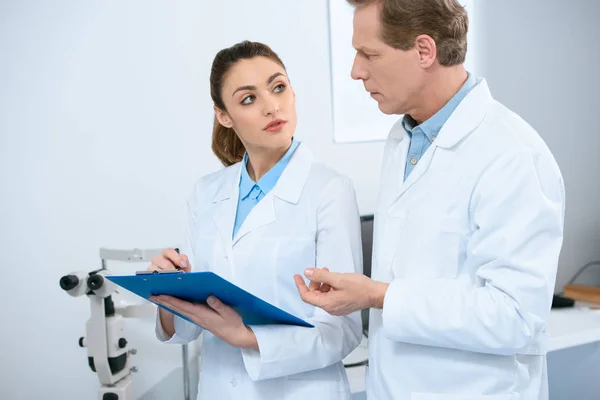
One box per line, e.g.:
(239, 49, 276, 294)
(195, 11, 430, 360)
(135, 247, 185, 275)
(135, 270, 184, 275)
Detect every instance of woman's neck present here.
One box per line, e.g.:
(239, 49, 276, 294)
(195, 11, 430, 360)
(245, 141, 292, 182)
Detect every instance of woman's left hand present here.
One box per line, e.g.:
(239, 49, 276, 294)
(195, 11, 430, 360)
(150, 295, 258, 349)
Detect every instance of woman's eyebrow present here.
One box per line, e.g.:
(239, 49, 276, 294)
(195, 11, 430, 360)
(267, 72, 284, 84)
(232, 72, 286, 97)
(232, 85, 256, 97)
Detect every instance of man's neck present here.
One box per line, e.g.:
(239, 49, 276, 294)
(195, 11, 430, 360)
(409, 65, 468, 125)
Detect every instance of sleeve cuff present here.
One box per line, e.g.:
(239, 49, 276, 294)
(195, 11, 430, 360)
(155, 310, 172, 341)
(154, 310, 202, 344)
(381, 279, 409, 338)
(240, 325, 274, 381)
(240, 348, 262, 381)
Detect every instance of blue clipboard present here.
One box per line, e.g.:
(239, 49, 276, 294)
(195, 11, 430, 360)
(106, 271, 314, 328)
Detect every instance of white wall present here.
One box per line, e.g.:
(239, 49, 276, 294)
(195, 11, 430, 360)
(474, 0, 600, 291)
(3, 1, 599, 399)
(0, 1, 385, 399)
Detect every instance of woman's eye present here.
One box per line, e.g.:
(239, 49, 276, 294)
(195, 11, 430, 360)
(273, 84, 286, 93)
(241, 95, 255, 105)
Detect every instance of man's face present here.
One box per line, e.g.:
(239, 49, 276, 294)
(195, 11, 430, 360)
(350, 2, 424, 115)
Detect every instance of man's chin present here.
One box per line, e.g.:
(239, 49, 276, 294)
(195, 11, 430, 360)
(376, 101, 395, 115)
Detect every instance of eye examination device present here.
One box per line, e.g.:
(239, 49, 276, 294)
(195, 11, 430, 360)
(59, 248, 165, 400)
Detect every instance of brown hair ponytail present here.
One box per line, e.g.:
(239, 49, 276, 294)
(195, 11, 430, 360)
(211, 116, 245, 166)
(210, 40, 287, 166)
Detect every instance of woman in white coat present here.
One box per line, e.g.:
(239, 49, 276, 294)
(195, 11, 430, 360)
(146, 40, 363, 399)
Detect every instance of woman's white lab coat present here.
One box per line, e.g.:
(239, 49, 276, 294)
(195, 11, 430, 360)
(155, 143, 363, 400)
(366, 78, 565, 400)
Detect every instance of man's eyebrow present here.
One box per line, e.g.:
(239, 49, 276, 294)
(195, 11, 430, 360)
(355, 45, 375, 53)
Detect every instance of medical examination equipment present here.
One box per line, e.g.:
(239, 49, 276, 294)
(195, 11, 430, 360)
(59, 248, 192, 400)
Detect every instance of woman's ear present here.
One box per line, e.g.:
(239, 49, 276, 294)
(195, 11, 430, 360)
(214, 106, 233, 128)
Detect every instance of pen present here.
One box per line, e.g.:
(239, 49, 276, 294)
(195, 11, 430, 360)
(174, 247, 182, 271)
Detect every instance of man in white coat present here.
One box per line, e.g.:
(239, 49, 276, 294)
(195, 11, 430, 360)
(294, 1, 566, 399)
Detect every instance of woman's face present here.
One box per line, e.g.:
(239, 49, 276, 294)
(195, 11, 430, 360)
(215, 56, 297, 153)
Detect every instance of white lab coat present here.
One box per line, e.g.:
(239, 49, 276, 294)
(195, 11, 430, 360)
(156, 143, 363, 400)
(367, 79, 565, 400)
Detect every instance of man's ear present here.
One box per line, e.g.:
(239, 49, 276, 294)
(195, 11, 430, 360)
(414, 34, 437, 68)
(214, 105, 233, 128)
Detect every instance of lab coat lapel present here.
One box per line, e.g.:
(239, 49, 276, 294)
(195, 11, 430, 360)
(397, 144, 435, 197)
(211, 165, 240, 272)
(232, 192, 276, 245)
(395, 78, 493, 199)
(232, 143, 312, 246)
(433, 78, 493, 149)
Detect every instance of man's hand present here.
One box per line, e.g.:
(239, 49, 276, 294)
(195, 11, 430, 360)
(150, 295, 258, 349)
(294, 268, 389, 316)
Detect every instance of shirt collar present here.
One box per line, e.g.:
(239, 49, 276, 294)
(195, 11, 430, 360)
(402, 72, 478, 141)
(239, 138, 300, 200)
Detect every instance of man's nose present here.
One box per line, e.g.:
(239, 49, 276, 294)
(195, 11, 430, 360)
(350, 53, 367, 81)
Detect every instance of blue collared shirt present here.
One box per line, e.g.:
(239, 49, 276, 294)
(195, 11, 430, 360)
(233, 139, 300, 238)
(403, 73, 478, 181)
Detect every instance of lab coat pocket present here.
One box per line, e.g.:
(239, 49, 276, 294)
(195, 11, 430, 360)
(193, 235, 221, 273)
(395, 212, 465, 279)
(284, 380, 348, 399)
(285, 365, 350, 399)
(274, 237, 316, 316)
(372, 210, 408, 281)
(411, 393, 519, 400)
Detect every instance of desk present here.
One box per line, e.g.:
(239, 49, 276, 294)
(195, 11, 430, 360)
(547, 307, 600, 351)
(344, 307, 600, 395)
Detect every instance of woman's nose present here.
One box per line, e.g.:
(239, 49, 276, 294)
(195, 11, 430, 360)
(262, 97, 280, 116)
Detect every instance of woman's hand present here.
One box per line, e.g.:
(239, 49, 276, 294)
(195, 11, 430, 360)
(147, 248, 191, 337)
(148, 248, 191, 272)
(151, 294, 258, 349)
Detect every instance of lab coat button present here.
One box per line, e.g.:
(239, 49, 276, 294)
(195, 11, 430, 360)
(410, 157, 418, 165)
(231, 378, 237, 387)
